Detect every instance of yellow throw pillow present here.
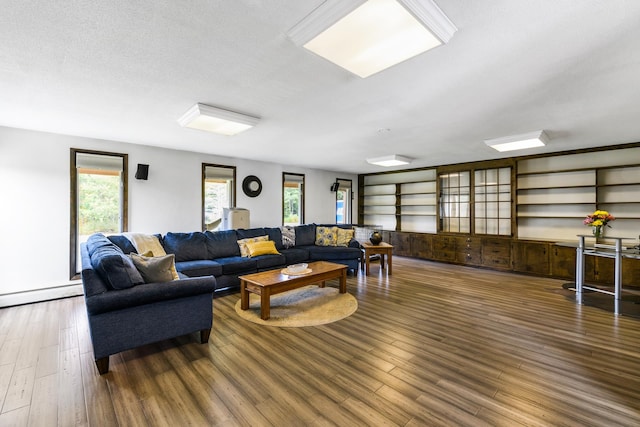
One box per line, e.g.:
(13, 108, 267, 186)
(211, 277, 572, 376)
(245, 240, 281, 257)
(237, 235, 269, 257)
(315, 226, 338, 246)
(336, 228, 355, 247)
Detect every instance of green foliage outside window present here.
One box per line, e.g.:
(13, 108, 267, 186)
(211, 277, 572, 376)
(78, 173, 120, 235)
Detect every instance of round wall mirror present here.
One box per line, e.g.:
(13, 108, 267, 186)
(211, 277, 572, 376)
(242, 175, 262, 197)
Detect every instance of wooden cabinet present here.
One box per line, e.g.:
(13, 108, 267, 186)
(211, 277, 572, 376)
(388, 231, 411, 257)
(512, 241, 550, 276)
(410, 233, 432, 259)
(455, 236, 482, 265)
(550, 245, 576, 280)
(432, 235, 457, 262)
(481, 238, 511, 270)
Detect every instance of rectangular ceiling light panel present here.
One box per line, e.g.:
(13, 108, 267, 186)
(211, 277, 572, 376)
(289, 0, 457, 78)
(484, 130, 549, 152)
(367, 154, 412, 167)
(178, 104, 259, 136)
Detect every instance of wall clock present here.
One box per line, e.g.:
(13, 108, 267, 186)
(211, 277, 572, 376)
(242, 175, 262, 197)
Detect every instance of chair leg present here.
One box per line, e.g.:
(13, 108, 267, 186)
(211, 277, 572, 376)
(200, 328, 211, 344)
(95, 357, 109, 375)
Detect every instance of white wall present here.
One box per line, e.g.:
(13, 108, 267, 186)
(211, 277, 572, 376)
(0, 126, 357, 302)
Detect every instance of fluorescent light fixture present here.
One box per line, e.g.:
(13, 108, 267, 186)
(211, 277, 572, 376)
(178, 103, 259, 136)
(484, 130, 549, 152)
(287, 0, 457, 78)
(367, 154, 413, 167)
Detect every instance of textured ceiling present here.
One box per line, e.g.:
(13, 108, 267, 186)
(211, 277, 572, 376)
(1, 0, 640, 173)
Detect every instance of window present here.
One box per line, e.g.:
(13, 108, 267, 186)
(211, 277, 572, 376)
(439, 171, 470, 233)
(283, 172, 305, 226)
(203, 164, 236, 231)
(70, 149, 127, 278)
(438, 165, 512, 235)
(335, 178, 352, 224)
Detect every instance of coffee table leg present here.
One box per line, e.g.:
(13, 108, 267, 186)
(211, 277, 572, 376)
(240, 280, 249, 310)
(319, 281, 325, 288)
(339, 269, 347, 293)
(261, 290, 270, 320)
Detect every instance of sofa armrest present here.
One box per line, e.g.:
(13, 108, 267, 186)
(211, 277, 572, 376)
(348, 238, 362, 249)
(85, 276, 216, 315)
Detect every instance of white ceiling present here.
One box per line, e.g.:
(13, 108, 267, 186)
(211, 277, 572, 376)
(2, 0, 640, 173)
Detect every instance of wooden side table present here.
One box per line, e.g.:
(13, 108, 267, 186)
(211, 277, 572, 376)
(361, 242, 393, 275)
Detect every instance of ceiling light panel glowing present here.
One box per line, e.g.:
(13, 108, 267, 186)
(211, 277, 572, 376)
(367, 154, 413, 166)
(178, 104, 259, 136)
(484, 130, 549, 152)
(288, 0, 457, 78)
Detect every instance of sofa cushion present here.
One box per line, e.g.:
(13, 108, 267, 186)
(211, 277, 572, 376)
(86, 233, 116, 256)
(236, 228, 267, 239)
(238, 235, 269, 257)
(280, 226, 295, 248)
(265, 227, 284, 250)
(130, 253, 179, 283)
(246, 240, 280, 257)
(306, 245, 362, 261)
(336, 228, 355, 247)
(175, 260, 223, 277)
(163, 232, 208, 262)
(205, 230, 239, 258)
(295, 224, 316, 246)
(315, 226, 338, 246)
(215, 256, 257, 275)
(255, 254, 287, 270)
(280, 248, 310, 265)
(90, 245, 145, 289)
(107, 235, 138, 254)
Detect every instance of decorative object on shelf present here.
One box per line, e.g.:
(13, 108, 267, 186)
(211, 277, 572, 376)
(242, 175, 262, 197)
(369, 230, 382, 245)
(583, 210, 615, 238)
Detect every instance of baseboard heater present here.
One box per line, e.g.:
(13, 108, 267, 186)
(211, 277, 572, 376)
(0, 282, 83, 308)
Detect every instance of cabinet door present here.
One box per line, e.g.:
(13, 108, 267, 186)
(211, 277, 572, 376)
(622, 257, 640, 287)
(389, 232, 411, 257)
(512, 241, 550, 275)
(432, 236, 457, 262)
(550, 245, 576, 280)
(481, 238, 511, 270)
(410, 233, 432, 259)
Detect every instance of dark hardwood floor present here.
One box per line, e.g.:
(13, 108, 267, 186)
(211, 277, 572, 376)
(2, 256, 640, 426)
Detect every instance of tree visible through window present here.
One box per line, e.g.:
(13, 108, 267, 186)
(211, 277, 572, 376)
(71, 149, 127, 278)
(283, 172, 305, 226)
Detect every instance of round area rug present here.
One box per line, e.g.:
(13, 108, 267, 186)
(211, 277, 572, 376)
(235, 285, 357, 327)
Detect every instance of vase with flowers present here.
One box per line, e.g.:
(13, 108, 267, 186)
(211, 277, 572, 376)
(583, 210, 615, 238)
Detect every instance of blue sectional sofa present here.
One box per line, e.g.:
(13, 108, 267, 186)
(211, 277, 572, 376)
(107, 224, 363, 294)
(80, 224, 362, 373)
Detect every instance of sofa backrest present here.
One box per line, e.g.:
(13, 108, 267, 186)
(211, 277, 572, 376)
(162, 232, 209, 262)
(204, 230, 240, 258)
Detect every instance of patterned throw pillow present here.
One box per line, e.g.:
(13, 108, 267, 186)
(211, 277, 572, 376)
(336, 228, 355, 247)
(237, 235, 269, 257)
(280, 226, 296, 248)
(315, 226, 338, 246)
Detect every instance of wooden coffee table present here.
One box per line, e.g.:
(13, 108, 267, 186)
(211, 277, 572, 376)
(239, 261, 347, 320)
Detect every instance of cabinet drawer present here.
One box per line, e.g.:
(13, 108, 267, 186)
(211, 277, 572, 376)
(482, 254, 511, 268)
(456, 250, 482, 265)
